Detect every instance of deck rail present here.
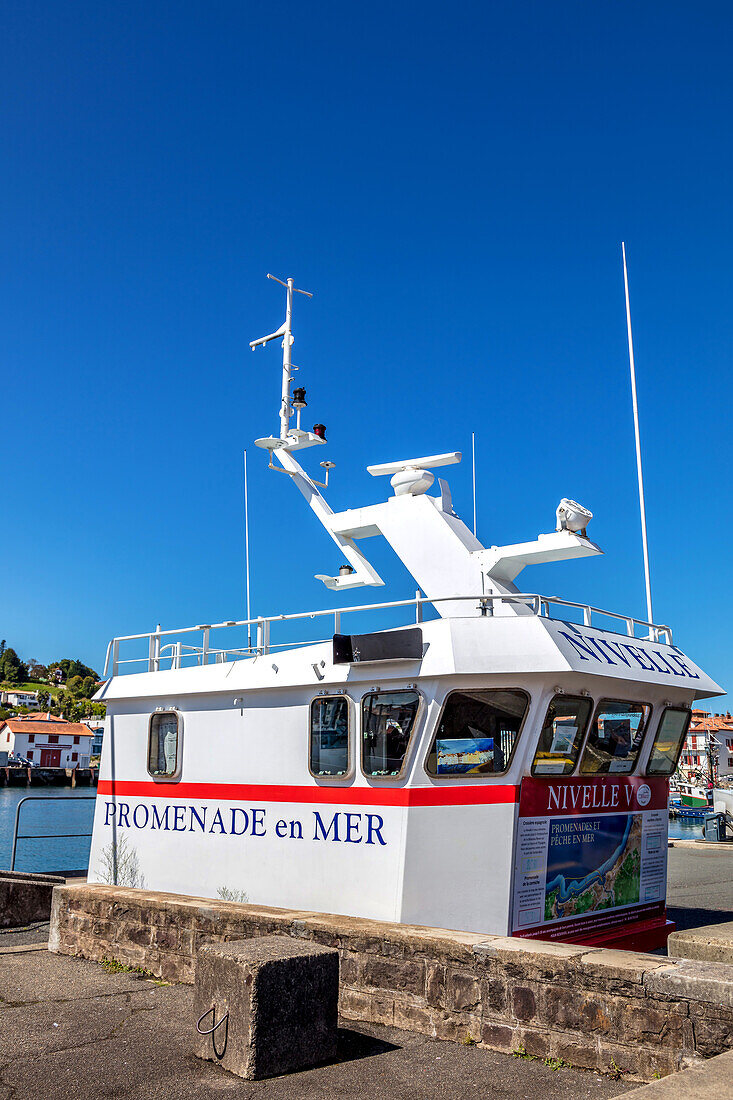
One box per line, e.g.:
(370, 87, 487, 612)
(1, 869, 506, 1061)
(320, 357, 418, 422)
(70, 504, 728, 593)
(101, 593, 673, 677)
(10, 795, 96, 873)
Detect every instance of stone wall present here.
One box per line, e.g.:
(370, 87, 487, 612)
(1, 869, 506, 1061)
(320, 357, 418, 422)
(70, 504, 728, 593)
(49, 884, 733, 1081)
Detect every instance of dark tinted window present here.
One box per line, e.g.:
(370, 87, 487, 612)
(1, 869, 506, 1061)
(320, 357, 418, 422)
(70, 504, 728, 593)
(148, 712, 179, 777)
(579, 700, 650, 775)
(532, 695, 593, 776)
(362, 691, 420, 777)
(310, 697, 349, 777)
(646, 708, 691, 776)
(425, 690, 529, 777)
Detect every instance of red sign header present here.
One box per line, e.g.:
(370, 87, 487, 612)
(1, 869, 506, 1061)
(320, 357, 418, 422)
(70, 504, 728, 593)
(519, 775, 667, 817)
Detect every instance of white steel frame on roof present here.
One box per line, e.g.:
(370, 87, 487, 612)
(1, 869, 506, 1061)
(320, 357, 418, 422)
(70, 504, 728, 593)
(102, 591, 674, 677)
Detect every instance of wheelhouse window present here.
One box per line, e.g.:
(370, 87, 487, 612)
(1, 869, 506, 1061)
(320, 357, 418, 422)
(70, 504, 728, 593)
(532, 695, 593, 776)
(310, 696, 350, 778)
(425, 690, 529, 778)
(579, 700, 650, 775)
(646, 707, 691, 776)
(362, 691, 420, 778)
(148, 712, 180, 778)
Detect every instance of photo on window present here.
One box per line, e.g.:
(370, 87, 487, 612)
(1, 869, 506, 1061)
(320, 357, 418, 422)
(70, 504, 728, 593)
(148, 712, 180, 778)
(310, 696, 349, 777)
(532, 695, 593, 776)
(646, 708, 691, 776)
(579, 700, 650, 775)
(362, 691, 420, 777)
(426, 690, 528, 777)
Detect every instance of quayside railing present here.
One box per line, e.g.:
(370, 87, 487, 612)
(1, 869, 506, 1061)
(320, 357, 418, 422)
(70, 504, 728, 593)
(101, 592, 673, 677)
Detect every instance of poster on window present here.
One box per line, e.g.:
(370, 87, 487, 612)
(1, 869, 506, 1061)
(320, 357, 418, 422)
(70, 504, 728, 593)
(436, 736, 494, 775)
(512, 776, 668, 942)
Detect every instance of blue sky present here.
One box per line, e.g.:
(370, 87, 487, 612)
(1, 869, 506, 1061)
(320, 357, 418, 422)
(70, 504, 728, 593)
(2, 2, 732, 696)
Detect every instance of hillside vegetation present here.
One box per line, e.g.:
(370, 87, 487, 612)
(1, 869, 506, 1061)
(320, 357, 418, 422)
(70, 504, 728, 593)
(0, 641, 105, 721)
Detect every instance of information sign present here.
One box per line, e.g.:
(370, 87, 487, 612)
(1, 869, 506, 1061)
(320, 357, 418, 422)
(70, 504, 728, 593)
(512, 776, 668, 942)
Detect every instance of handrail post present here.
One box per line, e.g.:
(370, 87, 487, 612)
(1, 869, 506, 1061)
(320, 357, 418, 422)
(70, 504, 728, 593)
(201, 627, 210, 666)
(10, 795, 29, 872)
(415, 590, 422, 624)
(626, 618, 635, 637)
(583, 605, 592, 627)
(333, 612, 341, 635)
(111, 639, 119, 678)
(256, 618, 270, 655)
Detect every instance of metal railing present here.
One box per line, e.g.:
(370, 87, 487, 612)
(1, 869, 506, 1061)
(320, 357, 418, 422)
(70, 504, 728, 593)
(10, 795, 96, 873)
(101, 591, 673, 678)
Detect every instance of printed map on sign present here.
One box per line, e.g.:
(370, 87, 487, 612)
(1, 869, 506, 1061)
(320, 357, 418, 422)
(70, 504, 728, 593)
(544, 813, 642, 921)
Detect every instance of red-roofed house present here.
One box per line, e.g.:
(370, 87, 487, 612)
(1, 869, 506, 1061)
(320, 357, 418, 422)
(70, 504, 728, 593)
(0, 713, 93, 768)
(678, 710, 733, 784)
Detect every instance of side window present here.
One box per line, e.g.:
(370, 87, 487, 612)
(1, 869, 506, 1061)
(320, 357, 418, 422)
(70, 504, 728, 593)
(310, 696, 350, 778)
(579, 700, 650, 775)
(646, 707, 691, 776)
(425, 690, 529, 777)
(148, 712, 180, 778)
(362, 691, 420, 778)
(532, 695, 593, 776)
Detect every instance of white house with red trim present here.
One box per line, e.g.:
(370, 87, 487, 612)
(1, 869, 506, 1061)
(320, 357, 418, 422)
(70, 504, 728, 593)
(0, 712, 93, 768)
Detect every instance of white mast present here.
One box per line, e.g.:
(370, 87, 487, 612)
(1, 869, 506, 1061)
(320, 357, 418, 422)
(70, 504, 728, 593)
(471, 431, 477, 537)
(621, 242, 654, 627)
(243, 449, 252, 650)
(249, 274, 312, 439)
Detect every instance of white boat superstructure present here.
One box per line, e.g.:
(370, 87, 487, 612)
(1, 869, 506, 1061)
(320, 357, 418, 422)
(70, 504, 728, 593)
(90, 276, 724, 951)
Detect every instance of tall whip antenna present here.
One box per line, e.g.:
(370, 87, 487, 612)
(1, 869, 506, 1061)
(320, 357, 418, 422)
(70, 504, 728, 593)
(243, 449, 252, 650)
(622, 242, 654, 628)
(471, 432, 477, 537)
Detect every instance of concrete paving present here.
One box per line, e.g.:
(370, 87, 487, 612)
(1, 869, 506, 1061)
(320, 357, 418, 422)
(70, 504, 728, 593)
(0, 949, 635, 1100)
(666, 843, 733, 932)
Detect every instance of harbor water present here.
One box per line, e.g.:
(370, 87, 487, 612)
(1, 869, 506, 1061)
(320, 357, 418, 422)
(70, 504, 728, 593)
(0, 786, 95, 874)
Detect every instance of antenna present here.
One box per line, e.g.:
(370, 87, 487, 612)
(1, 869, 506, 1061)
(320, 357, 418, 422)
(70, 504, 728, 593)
(250, 274, 313, 440)
(622, 242, 654, 628)
(243, 449, 252, 652)
(471, 432, 477, 537)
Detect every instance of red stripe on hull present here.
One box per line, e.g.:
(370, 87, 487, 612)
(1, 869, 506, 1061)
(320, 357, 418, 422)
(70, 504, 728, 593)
(96, 779, 519, 808)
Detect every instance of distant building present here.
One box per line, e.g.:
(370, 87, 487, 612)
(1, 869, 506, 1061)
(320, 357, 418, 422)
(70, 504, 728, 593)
(83, 717, 106, 757)
(0, 712, 94, 768)
(678, 710, 733, 785)
(1, 689, 40, 709)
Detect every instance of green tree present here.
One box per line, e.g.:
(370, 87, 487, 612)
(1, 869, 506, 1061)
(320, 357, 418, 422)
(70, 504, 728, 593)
(67, 675, 84, 697)
(81, 675, 97, 698)
(0, 648, 29, 685)
(37, 690, 50, 711)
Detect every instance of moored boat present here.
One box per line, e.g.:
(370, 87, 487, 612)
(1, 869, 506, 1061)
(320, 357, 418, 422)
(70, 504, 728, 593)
(88, 276, 725, 952)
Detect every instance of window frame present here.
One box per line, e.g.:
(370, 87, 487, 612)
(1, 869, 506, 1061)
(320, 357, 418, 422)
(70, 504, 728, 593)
(147, 709, 183, 781)
(645, 706, 692, 777)
(423, 687, 531, 781)
(531, 693, 594, 777)
(361, 687, 424, 782)
(578, 697, 652, 776)
(308, 694, 353, 782)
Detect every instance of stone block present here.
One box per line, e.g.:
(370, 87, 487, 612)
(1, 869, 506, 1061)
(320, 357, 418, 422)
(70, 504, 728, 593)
(193, 935, 338, 1080)
(644, 959, 733, 1009)
(0, 874, 63, 929)
(447, 969, 481, 1011)
(480, 1021, 515, 1052)
(616, 1049, 733, 1097)
(668, 920, 733, 965)
(361, 955, 425, 996)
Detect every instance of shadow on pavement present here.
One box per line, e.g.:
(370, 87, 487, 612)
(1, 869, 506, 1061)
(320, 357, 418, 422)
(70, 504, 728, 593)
(335, 1026, 401, 1062)
(667, 906, 733, 931)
